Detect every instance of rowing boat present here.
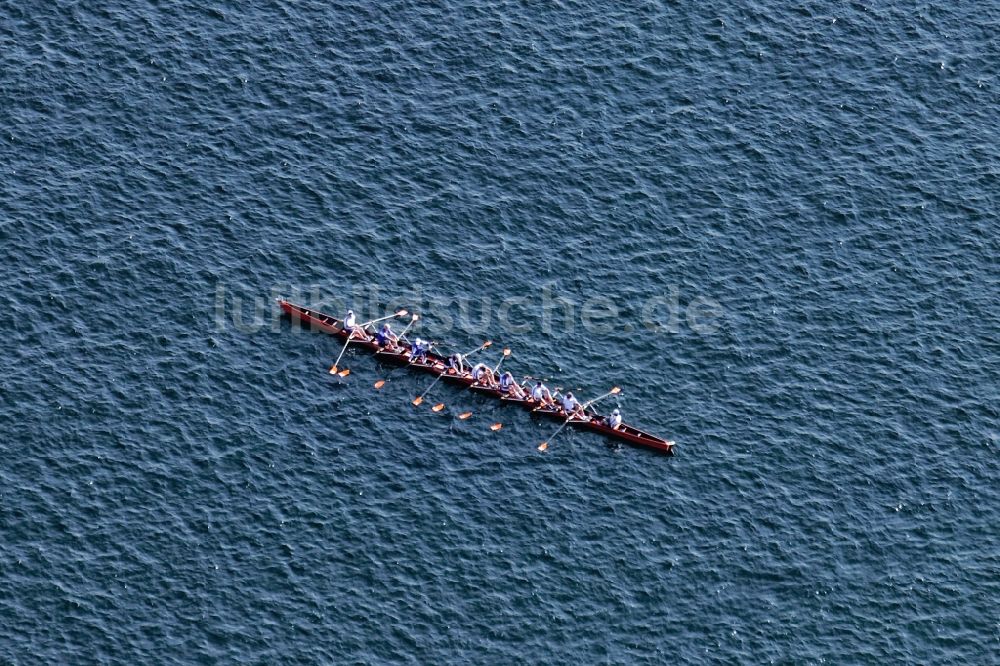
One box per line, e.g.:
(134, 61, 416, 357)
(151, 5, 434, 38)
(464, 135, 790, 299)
(278, 300, 675, 455)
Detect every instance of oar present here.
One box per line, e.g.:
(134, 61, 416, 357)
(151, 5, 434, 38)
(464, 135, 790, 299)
(412, 374, 445, 406)
(453, 413, 501, 428)
(426, 343, 501, 413)
(456, 340, 493, 360)
(371, 315, 419, 381)
(429, 339, 490, 372)
(329, 311, 404, 376)
(360, 309, 407, 330)
(539, 387, 621, 451)
(329, 336, 354, 375)
(580, 386, 622, 410)
(393, 313, 420, 343)
(522, 374, 554, 384)
(412, 341, 492, 407)
(492, 348, 511, 374)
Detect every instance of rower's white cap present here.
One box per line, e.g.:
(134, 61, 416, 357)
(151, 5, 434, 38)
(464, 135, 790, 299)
(566, 392, 573, 398)
(612, 408, 620, 415)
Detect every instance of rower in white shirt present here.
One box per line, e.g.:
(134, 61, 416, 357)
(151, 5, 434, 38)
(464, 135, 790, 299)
(530, 380, 555, 408)
(471, 362, 496, 388)
(561, 391, 586, 419)
(498, 371, 525, 398)
(448, 352, 467, 375)
(343, 310, 367, 339)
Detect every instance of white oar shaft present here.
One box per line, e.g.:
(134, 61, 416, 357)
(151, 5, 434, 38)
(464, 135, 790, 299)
(540, 387, 619, 450)
(583, 388, 620, 409)
(331, 337, 352, 371)
(360, 310, 405, 328)
(398, 317, 418, 340)
(539, 418, 573, 450)
(492, 353, 508, 374)
(416, 374, 443, 400)
(443, 341, 490, 373)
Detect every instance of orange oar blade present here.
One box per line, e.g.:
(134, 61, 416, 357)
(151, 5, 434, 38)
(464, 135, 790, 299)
(538, 442, 548, 451)
(338, 369, 350, 377)
(374, 380, 386, 389)
(431, 403, 445, 412)
(458, 412, 473, 420)
(329, 365, 338, 374)
(490, 423, 503, 431)
(412, 397, 423, 406)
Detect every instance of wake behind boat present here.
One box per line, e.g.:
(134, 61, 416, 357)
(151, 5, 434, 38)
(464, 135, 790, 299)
(278, 299, 675, 455)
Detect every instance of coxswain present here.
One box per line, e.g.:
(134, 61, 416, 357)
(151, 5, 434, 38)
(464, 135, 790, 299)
(606, 408, 623, 430)
(530, 380, 554, 407)
(375, 323, 397, 349)
(561, 391, 586, 419)
(498, 371, 525, 398)
(448, 352, 467, 375)
(471, 362, 496, 387)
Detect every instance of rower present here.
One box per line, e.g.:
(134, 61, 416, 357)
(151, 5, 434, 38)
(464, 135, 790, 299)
(471, 362, 497, 387)
(410, 338, 430, 363)
(498, 371, 525, 398)
(561, 391, 586, 419)
(375, 322, 397, 348)
(343, 309, 366, 339)
(448, 352, 467, 375)
(530, 380, 554, 407)
(606, 408, 623, 430)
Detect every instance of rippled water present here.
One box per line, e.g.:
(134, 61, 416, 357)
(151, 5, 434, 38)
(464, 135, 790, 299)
(2, 1, 998, 663)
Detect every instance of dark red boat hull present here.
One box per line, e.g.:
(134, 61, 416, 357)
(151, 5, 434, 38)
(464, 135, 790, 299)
(279, 300, 674, 455)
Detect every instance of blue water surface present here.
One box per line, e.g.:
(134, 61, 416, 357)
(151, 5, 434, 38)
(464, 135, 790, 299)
(2, 1, 998, 663)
